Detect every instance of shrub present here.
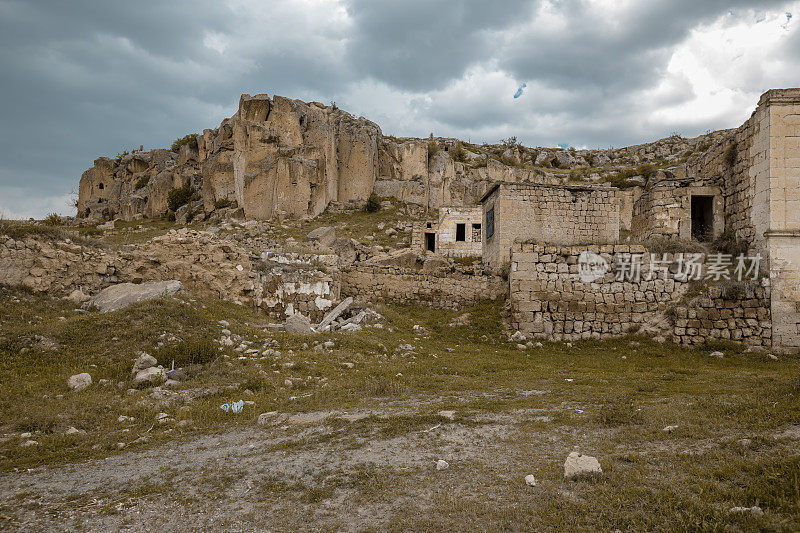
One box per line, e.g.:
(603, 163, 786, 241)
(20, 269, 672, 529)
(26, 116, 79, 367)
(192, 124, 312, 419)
(697, 142, 712, 152)
(639, 236, 708, 255)
(451, 142, 467, 163)
(170, 134, 198, 153)
(427, 136, 439, 158)
(167, 185, 194, 212)
(153, 338, 217, 368)
(214, 199, 233, 210)
(712, 229, 749, 257)
(135, 176, 150, 190)
(43, 213, 64, 226)
(364, 193, 381, 213)
(500, 137, 519, 148)
(166, 210, 176, 222)
(725, 142, 738, 168)
(585, 153, 596, 167)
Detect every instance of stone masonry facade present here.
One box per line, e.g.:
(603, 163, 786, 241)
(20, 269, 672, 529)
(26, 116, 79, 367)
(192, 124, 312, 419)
(482, 182, 619, 267)
(341, 263, 507, 310)
(509, 243, 771, 347)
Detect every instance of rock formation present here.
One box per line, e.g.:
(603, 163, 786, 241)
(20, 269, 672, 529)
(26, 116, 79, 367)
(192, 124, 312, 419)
(77, 93, 728, 223)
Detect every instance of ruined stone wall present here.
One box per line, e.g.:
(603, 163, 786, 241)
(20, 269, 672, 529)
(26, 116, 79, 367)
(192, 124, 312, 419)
(509, 243, 771, 347)
(483, 183, 619, 267)
(340, 264, 507, 310)
(0, 230, 338, 321)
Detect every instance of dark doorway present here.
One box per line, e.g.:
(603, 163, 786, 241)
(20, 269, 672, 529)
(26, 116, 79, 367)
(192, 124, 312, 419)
(691, 196, 714, 241)
(456, 223, 466, 242)
(425, 232, 436, 252)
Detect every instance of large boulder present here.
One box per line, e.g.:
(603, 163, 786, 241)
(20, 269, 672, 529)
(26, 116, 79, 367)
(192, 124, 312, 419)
(284, 313, 312, 334)
(132, 367, 167, 387)
(89, 280, 182, 313)
(67, 373, 92, 392)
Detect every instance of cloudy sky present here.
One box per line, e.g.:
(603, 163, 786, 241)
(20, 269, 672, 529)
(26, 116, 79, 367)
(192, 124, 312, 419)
(0, 0, 797, 218)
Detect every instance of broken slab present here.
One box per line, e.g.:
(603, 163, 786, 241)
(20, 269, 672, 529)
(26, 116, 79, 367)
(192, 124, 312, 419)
(316, 297, 353, 331)
(307, 226, 336, 248)
(89, 280, 182, 313)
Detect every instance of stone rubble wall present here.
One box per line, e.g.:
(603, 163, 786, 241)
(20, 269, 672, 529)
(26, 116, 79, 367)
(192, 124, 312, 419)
(0, 231, 337, 321)
(509, 243, 771, 346)
(340, 263, 507, 310)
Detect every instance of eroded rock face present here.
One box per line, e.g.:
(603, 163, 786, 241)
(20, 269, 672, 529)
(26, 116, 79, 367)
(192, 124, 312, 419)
(79, 94, 382, 222)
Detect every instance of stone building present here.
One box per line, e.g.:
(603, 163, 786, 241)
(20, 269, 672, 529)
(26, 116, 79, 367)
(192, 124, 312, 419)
(480, 182, 620, 267)
(412, 206, 483, 257)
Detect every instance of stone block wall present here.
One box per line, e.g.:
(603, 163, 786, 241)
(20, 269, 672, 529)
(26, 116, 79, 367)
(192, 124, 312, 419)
(340, 263, 507, 309)
(509, 243, 771, 346)
(482, 182, 619, 267)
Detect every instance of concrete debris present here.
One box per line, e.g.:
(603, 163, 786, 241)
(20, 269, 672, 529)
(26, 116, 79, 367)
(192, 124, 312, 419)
(88, 280, 182, 313)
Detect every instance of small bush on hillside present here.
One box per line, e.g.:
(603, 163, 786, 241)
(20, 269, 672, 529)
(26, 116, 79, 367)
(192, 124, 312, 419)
(712, 229, 749, 257)
(214, 199, 233, 209)
(725, 142, 738, 168)
(153, 338, 217, 368)
(451, 142, 467, 163)
(43, 213, 64, 226)
(167, 185, 194, 212)
(427, 136, 439, 158)
(170, 134, 199, 153)
(364, 193, 381, 213)
(135, 176, 150, 190)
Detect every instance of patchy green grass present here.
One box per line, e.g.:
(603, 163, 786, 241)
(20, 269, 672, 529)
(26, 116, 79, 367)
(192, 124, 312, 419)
(1, 286, 800, 530)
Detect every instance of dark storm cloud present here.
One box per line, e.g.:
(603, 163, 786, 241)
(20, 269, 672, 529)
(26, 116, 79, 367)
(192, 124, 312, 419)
(343, 0, 539, 91)
(0, 0, 795, 217)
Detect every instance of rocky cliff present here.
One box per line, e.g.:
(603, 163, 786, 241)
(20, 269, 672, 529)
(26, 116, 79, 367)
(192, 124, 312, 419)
(77, 93, 728, 223)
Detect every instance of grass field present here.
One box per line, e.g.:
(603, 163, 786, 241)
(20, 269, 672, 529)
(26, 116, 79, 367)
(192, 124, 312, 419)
(1, 285, 799, 530)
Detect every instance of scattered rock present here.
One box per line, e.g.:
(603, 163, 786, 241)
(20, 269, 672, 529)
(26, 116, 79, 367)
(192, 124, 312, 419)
(738, 438, 753, 447)
(524, 474, 537, 487)
(340, 362, 355, 369)
(307, 226, 336, 247)
(132, 366, 166, 387)
(729, 506, 763, 516)
(67, 373, 92, 391)
(131, 353, 158, 376)
(257, 412, 289, 426)
(510, 331, 527, 342)
(436, 459, 449, 471)
(64, 426, 85, 435)
(663, 425, 679, 433)
(89, 280, 182, 313)
(284, 313, 312, 334)
(437, 410, 456, 420)
(564, 452, 602, 479)
(284, 379, 293, 388)
(67, 289, 91, 305)
(20, 440, 39, 448)
(708, 351, 725, 358)
(767, 354, 778, 361)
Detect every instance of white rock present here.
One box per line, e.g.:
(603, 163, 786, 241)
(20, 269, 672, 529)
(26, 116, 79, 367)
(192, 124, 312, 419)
(340, 362, 355, 369)
(257, 412, 288, 426)
(131, 353, 158, 376)
(663, 425, 679, 433)
(89, 280, 182, 313)
(284, 313, 312, 334)
(524, 474, 537, 487)
(284, 379, 293, 388)
(132, 367, 166, 387)
(729, 506, 763, 515)
(323, 341, 335, 349)
(67, 373, 92, 391)
(564, 452, 602, 479)
(437, 410, 456, 420)
(65, 426, 85, 435)
(510, 331, 527, 342)
(436, 459, 449, 471)
(20, 440, 39, 448)
(117, 415, 134, 423)
(709, 351, 725, 358)
(19, 432, 32, 438)
(767, 354, 778, 361)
